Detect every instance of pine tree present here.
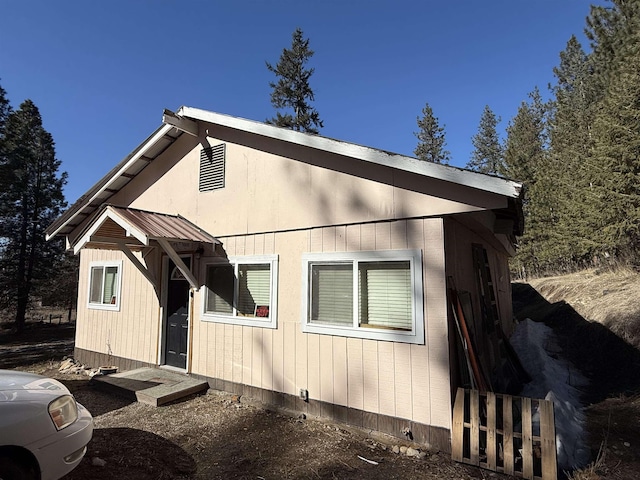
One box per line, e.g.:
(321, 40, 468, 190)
(0, 100, 67, 331)
(413, 102, 450, 164)
(549, 36, 600, 264)
(589, 3, 640, 259)
(0, 81, 10, 134)
(467, 105, 503, 174)
(504, 92, 550, 275)
(266, 27, 323, 134)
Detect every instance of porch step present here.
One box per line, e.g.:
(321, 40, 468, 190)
(92, 367, 209, 406)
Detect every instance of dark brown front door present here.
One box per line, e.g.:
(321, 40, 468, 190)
(165, 258, 190, 369)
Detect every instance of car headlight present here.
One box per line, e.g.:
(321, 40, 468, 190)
(49, 395, 78, 430)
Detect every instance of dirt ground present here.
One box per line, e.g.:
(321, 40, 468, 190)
(2, 324, 501, 480)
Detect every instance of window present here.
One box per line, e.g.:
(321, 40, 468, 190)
(88, 261, 122, 311)
(199, 144, 225, 191)
(302, 250, 424, 344)
(202, 255, 278, 328)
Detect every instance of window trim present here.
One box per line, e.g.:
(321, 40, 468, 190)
(87, 260, 123, 311)
(301, 250, 424, 344)
(201, 255, 278, 329)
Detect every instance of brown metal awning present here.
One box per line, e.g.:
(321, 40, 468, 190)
(71, 205, 219, 290)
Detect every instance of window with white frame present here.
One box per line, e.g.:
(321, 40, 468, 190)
(301, 250, 424, 344)
(88, 261, 122, 311)
(202, 255, 278, 328)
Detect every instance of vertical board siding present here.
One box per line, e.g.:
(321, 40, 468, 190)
(307, 334, 320, 401)
(78, 217, 450, 433)
(394, 342, 413, 420)
(347, 338, 364, 410)
(378, 341, 396, 416)
(283, 322, 296, 395)
(76, 249, 159, 366)
(362, 340, 380, 413)
(423, 218, 452, 429)
(319, 335, 334, 404)
(333, 336, 348, 406)
(233, 325, 243, 384)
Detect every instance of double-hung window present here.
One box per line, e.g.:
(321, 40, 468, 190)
(88, 261, 122, 311)
(202, 255, 278, 328)
(302, 250, 424, 344)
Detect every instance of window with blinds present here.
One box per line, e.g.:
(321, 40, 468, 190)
(88, 262, 122, 310)
(202, 255, 278, 328)
(359, 261, 411, 331)
(302, 250, 424, 344)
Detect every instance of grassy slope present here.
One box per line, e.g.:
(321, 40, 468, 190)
(526, 268, 640, 349)
(513, 268, 640, 478)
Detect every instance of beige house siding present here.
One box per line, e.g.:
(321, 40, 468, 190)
(188, 217, 451, 430)
(76, 248, 160, 365)
(107, 132, 509, 239)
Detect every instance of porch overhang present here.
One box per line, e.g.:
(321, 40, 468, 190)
(71, 205, 219, 290)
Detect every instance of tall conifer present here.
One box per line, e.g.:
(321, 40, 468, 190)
(413, 102, 450, 164)
(266, 28, 323, 134)
(467, 105, 503, 175)
(0, 100, 67, 331)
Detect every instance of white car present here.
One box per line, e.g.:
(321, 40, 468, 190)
(0, 370, 93, 480)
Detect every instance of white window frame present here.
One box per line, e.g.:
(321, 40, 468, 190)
(201, 255, 278, 329)
(87, 260, 123, 311)
(301, 250, 424, 344)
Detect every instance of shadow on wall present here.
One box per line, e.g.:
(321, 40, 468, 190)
(511, 283, 640, 403)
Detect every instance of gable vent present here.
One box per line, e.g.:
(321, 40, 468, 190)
(199, 144, 226, 191)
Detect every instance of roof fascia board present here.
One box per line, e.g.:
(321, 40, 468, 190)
(162, 109, 198, 136)
(72, 207, 149, 254)
(102, 207, 149, 246)
(46, 123, 176, 240)
(178, 106, 522, 199)
(73, 209, 112, 254)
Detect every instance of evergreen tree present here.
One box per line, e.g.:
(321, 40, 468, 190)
(0, 100, 67, 331)
(504, 91, 549, 275)
(0, 81, 10, 135)
(0, 82, 12, 222)
(589, 2, 640, 259)
(413, 102, 450, 164)
(549, 36, 599, 264)
(266, 27, 323, 134)
(467, 105, 503, 174)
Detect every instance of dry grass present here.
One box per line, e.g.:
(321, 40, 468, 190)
(525, 267, 640, 348)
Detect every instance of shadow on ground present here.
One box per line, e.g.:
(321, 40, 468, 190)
(0, 323, 75, 369)
(64, 427, 197, 480)
(512, 282, 640, 403)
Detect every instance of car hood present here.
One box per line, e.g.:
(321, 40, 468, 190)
(0, 370, 69, 394)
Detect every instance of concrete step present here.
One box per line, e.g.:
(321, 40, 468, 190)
(92, 367, 208, 406)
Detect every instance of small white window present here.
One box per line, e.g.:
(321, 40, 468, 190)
(88, 261, 122, 311)
(202, 255, 278, 328)
(302, 250, 424, 344)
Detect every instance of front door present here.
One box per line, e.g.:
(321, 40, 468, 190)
(164, 257, 191, 369)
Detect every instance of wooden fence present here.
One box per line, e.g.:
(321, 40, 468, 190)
(452, 388, 557, 480)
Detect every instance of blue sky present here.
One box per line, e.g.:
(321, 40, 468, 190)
(1, 1, 600, 203)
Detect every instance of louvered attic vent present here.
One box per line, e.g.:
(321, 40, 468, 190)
(199, 144, 225, 191)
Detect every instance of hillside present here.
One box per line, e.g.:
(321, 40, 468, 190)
(524, 268, 640, 350)
(512, 268, 640, 479)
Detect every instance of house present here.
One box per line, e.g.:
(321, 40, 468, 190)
(46, 107, 523, 451)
